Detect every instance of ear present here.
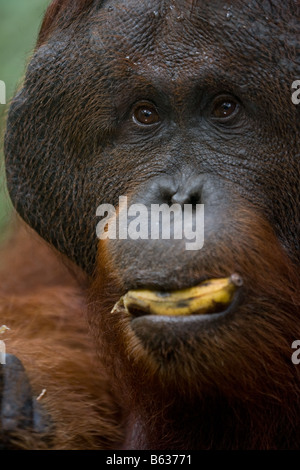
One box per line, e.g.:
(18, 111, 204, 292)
(37, 0, 96, 47)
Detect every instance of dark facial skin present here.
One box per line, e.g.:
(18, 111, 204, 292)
(4, 0, 300, 449)
(5, 0, 299, 273)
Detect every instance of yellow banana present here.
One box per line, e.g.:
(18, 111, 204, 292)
(121, 274, 242, 317)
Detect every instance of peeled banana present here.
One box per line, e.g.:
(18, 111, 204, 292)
(119, 274, 243, 317)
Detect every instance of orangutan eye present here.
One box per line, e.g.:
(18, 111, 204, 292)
(132, 102, 160, 126)
(211, 95, 240, 120)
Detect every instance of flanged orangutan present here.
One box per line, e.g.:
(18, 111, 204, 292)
(0, 0, 299, 450)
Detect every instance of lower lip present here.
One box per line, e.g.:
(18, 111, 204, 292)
(131, 309, 228, 327)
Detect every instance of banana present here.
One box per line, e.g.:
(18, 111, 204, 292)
(120, 274, 243, 317)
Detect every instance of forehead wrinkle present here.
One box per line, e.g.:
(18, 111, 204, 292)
(92, 0, 248, 73)
(94, 1, 164, 56)
(90, 0, 297, 94)
(96, 0, 297, 54)
(93, 0, 220, 58)
(92, 1, 221, 82)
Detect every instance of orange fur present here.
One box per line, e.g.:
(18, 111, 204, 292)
(0, 220, 123, 449)
(37, 0, 94, 48)
(2, 0, 299, 450)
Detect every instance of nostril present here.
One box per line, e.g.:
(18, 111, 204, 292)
(159, 187, 175, 205)
(171, 189, 201, 206)
(189, 191, 201, 206)
(152, 176, 203, 206)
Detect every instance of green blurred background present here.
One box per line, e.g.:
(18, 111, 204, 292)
(0, 0, 49, 242)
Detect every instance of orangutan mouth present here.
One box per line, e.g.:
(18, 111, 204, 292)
(113, 273, 243, 318)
